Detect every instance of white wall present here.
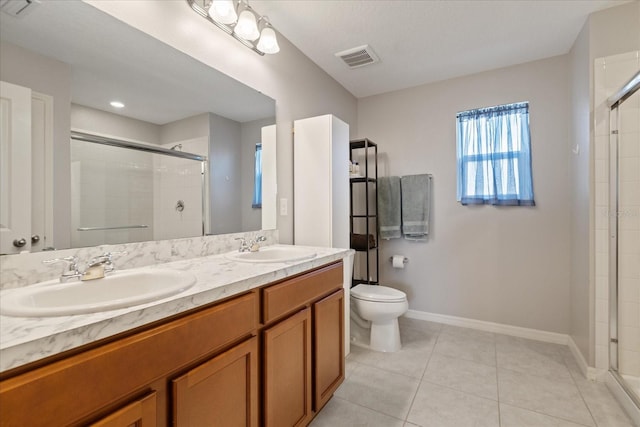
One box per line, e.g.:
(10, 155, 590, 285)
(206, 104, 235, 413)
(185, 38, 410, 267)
(85, 0, 359, 244)
(160, 113, 210, 145)
(71, 104, 161, 143)
(209, 113, 242, 234)
(357, 56, 572, 333)
(240, 117, 276, 232)
(568, 22, 593, 364)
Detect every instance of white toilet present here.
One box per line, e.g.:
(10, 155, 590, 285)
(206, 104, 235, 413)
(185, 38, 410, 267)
(350, 284, 408, 353)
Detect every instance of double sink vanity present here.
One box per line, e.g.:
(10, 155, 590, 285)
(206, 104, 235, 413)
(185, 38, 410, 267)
(0, 241, 352, 427)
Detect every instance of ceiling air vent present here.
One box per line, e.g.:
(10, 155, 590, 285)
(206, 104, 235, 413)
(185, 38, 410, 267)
(335, 45, 379, 69)
(0, 0, 40, 18)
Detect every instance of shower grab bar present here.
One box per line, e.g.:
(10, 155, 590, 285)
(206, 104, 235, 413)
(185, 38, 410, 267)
(77, 225, 149, 231)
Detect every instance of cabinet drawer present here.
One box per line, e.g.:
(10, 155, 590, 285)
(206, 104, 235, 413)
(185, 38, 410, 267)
(0, 292, 257, 427)
(262, 261, 342, 324)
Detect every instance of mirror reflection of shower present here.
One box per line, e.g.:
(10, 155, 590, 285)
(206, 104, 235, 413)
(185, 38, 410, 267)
(70, 133, 208, 248)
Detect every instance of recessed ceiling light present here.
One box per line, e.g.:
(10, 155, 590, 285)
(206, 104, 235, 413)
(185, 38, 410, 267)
(110, 101, 125, 108)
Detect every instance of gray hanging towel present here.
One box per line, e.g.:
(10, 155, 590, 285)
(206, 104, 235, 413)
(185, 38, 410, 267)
(377, 176, 401, 239)
(401, 174, 431, 241)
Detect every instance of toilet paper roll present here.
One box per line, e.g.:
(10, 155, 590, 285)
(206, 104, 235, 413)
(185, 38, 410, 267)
(392, 255, 405, 269)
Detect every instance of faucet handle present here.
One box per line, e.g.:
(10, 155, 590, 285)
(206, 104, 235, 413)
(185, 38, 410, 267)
(43, 255, 78, 269)
(249, 235, 266, 252)
(235, 237, 250, 252)
(89, 251, 127, 272)
(43, 256, 81, 281)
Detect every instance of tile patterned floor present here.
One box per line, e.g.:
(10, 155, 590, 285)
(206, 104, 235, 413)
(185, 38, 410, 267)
(310, 317, 636, 427)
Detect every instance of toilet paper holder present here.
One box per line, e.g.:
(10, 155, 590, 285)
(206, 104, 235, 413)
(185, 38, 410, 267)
(389, 256, 408, 264)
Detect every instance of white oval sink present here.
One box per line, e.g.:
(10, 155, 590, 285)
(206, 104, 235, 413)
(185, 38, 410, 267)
(225, 245, 317, 263)
(0, 269, 196, 317)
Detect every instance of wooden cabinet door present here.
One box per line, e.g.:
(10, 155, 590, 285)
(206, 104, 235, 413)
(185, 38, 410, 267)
(172, 337, 258, 427)
(263, 308, 312, 427)
(313, 289, 345, 411)
(89, 392, 157, 427)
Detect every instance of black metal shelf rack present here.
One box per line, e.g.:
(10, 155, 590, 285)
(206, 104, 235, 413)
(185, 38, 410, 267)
(349, 138, 379, 286)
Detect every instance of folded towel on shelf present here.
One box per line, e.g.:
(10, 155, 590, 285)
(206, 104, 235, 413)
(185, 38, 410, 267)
(401, 174, 431, 241)
(351, 233, 376, 251)
(377, 176, 402, 240)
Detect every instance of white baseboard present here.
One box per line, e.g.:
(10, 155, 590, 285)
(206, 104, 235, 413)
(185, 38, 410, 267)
(404, 309, 568, 345)
(567, 335, 606, 381)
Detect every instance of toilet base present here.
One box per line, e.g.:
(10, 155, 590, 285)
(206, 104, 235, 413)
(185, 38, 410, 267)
(350, 315, 402, 353)
(370, 319, 402, 352)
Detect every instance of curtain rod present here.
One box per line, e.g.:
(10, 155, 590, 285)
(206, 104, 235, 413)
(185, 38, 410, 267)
(70, 131, 208, 162)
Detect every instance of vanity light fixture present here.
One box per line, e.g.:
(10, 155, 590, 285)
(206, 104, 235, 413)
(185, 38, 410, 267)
(187, 0, 279, 55)
(110, 101, 125, 108)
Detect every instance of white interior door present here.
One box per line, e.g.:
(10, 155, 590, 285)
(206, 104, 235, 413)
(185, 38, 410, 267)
(0, 81, 32, 254)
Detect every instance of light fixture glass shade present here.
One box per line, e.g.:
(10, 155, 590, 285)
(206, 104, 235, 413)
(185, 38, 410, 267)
(234, 9, 260, 41)
(208, 0, 237, 25)
(257, 26, 280, 54)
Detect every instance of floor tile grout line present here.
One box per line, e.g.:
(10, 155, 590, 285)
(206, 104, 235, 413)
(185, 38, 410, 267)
(498, 401, 596, 427)
(499, 401, 596, 427)
(347, 352, 434, 381)
(495, 365, 581, 386)
(330, 395, 407, 424)
(494, 333, 502, 427)
(573, 376, 604, 427)
(403, 325, 441, 425)
(558, 342, 601, 426)
(419, 377, 499, 403)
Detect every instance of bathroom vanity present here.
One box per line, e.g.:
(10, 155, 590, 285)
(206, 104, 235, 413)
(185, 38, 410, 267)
(0, 245, 350, 427)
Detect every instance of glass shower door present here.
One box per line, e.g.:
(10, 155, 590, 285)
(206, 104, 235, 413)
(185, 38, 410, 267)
(610, 73, 640, 404)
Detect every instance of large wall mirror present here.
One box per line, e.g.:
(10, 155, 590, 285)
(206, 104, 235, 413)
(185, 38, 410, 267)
(0, 0, 276, 255)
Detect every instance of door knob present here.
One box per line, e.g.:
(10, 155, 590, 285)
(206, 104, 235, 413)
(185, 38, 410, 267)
(31, 234, 40, 244)
(13, 238, 27, 248)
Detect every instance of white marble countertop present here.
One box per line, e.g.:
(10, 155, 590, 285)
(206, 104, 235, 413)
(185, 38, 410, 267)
(0, 245, 351, 373)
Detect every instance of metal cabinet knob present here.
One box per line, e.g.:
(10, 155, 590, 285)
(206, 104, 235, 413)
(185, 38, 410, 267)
(13, 238, 27, 248)
(31, 234, 40, 244)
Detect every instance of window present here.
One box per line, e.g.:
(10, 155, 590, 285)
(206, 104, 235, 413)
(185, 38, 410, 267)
(252, 143, 262, 208)
(456, 102, 535, 206)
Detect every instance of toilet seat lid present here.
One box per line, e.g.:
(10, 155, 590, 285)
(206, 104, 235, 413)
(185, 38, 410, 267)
(351, 284, 407, 302)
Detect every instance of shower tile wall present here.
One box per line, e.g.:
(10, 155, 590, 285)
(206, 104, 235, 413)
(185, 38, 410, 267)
(70, 141, 154, 248)
(593, 51, 640, 373)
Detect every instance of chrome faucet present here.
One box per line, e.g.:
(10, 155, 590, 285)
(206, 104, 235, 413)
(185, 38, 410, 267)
(235, 237, 252, 253)
(235, 235, 266, 253)
(82, 251, 126, 280)
(42, 256, 82, 283)
(43, 251, 127, 282)
(249, 235, 267, 252)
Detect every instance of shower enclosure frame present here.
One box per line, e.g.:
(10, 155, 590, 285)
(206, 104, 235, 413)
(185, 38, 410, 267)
(70, 131, 210, 237)
(607, 70, 640, 410)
